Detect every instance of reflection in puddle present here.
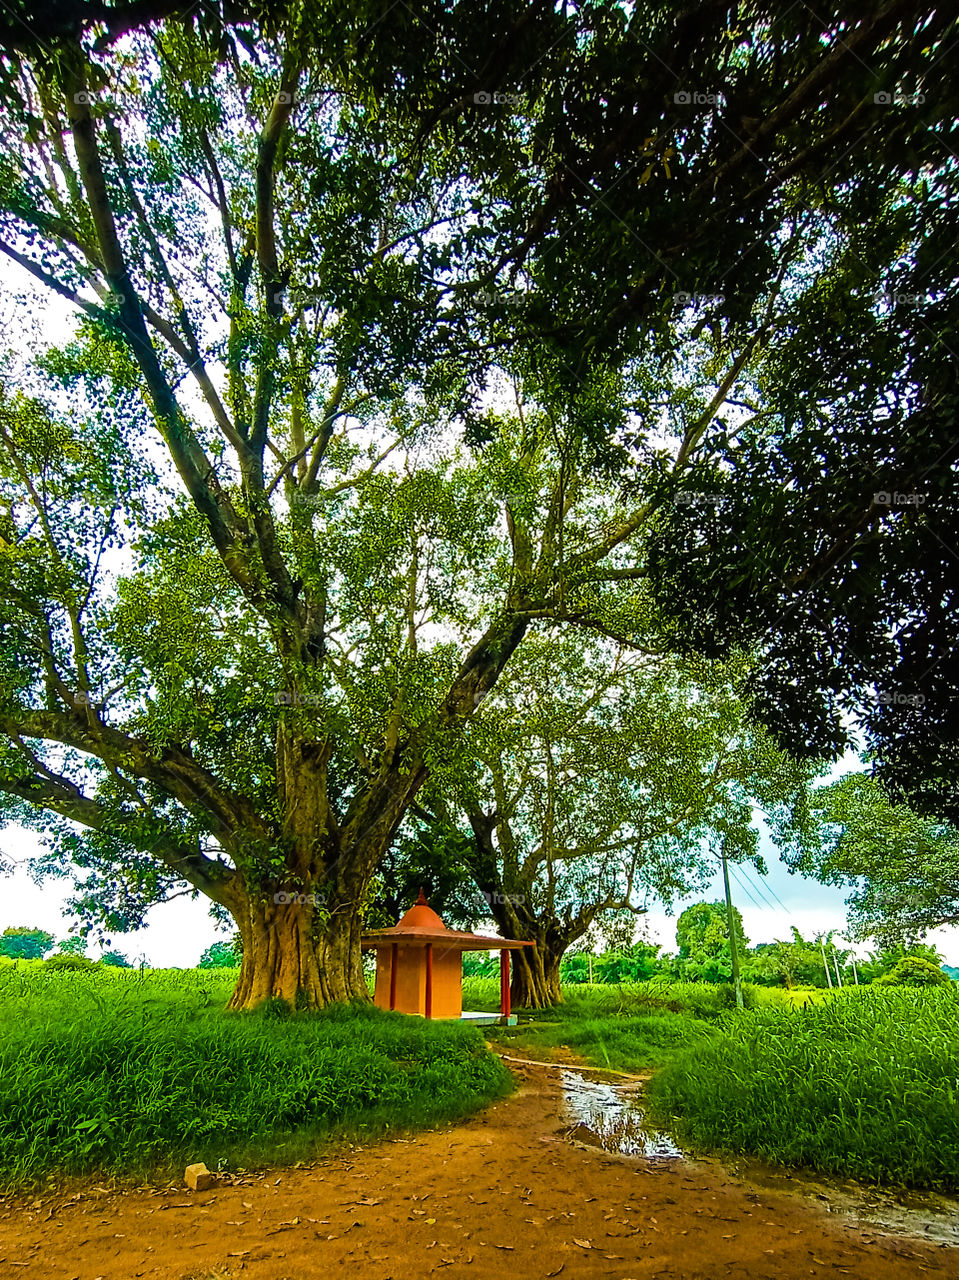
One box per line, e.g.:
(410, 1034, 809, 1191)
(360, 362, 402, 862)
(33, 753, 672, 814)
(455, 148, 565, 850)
(560, 1069, 683, 1160)
(556, 1065, 959, 1246)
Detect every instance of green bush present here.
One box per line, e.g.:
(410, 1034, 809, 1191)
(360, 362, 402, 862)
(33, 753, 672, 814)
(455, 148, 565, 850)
(198, 935, 242, 968)
(648, 986, 959, 1189)
(0, 927, 55, 960)
(45, 953, 97, 971)
(875, 956, 951, 987)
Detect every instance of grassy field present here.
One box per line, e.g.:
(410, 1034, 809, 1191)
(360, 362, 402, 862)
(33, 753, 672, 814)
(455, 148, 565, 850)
(477, 979, 819, 1072)
(5, 959, 956, 1194)
(0, 959, 512, 1193)
(648, 985, 959, 1189)
(477, 978, 959, 1189)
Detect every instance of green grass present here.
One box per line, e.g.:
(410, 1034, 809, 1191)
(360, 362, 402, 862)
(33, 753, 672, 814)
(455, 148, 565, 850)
(648, 985, 959, 1189)
(0, 959, 512, 1193)
(491, 1011, 714, 1073)
(479, 980, 763, 1072)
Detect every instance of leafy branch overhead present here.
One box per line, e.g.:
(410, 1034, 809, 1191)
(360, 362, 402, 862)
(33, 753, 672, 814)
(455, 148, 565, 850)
(0, 2, 955, 1006)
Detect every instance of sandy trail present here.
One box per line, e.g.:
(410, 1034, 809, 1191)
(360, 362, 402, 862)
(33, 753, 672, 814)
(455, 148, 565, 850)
(0, 1059, 954, 1279)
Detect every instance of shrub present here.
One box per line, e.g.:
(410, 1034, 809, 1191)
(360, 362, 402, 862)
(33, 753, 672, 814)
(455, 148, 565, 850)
(45, 953, 97, 971)
(199, 941, 241, 969)
(0, 928, 55, 960)
(875, 956, 951, 987)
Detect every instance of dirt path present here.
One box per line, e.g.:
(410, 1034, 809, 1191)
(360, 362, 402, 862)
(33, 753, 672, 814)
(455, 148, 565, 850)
(0, 1059, 954, 1280)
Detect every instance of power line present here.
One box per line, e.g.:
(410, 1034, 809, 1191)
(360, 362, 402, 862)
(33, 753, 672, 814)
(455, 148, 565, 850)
(727, 861, 767, 913)
(751, 865, 792, 915)
(739, 864, 789, 916)
(732, 863, 777, 912)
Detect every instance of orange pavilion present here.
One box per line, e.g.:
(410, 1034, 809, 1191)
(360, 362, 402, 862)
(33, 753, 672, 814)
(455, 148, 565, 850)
(361, 890, 535, 1024)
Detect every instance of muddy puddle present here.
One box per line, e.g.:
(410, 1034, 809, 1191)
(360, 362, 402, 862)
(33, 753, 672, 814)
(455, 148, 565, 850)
(725, 1154, 959, 1248)
(560, 1067, 683, 1160)
(558, 1065, 959, 1247)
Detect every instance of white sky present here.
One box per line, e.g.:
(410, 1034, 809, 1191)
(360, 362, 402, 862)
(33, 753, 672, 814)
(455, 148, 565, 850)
(4, 815, 959, 965)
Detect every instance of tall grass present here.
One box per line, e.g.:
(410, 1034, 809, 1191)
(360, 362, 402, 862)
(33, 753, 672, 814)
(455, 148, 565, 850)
(0, 961, 511, 1192)
(648, 985, 959, 1189)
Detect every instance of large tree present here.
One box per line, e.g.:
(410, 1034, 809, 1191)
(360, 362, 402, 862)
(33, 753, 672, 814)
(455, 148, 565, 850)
(1, 4, 954, 1006)
(414, 635, 816, 1007)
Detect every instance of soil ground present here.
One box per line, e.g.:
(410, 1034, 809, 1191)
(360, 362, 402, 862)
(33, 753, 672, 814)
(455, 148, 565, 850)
(0, 1057, 955, 1280)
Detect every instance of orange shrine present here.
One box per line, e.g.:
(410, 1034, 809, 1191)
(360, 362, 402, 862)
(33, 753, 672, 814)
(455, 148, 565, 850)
(361, 890, 535, 1022)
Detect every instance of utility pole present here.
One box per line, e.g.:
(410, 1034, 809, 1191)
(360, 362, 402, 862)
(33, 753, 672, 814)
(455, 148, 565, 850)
(720, 847, 744, 1010)
(820, 938, 834, 989)
(832, 949, 843, 988)
(851, 953, 859, 985)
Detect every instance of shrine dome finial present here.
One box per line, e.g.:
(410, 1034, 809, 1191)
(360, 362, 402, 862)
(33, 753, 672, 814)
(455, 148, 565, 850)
(397, 889, 446, 932)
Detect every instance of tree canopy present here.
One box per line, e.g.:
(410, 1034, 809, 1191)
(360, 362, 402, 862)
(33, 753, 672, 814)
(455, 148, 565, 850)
(1, 2, 956, 1006)
(674, 899, 748, 983)
(802, 772, 959, 947)
(413, 633, 816, 1004)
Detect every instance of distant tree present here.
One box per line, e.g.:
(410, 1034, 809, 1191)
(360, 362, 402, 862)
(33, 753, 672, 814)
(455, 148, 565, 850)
(100, 950, 132, 967)
(856, 941, 945, 984)
(674, 901, 749, 984)
(595, 942, 663, 985)
(742, 929, 840, 989)
(0, 926, 54, 959)
(804, 773, 959, 946)
(199, 934, 242, 968)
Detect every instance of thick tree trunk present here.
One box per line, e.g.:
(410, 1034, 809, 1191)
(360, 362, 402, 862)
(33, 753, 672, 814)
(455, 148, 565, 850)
(509, 934, 565, 1009)
(224, 884, 370, 1010)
